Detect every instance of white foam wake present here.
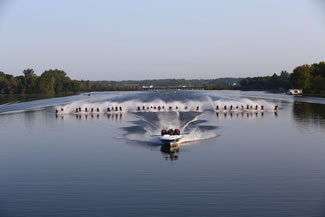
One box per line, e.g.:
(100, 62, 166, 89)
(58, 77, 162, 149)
(56, 98, 277, 114)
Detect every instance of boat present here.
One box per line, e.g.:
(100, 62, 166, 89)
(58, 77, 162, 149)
(159, 128, 183, 146)
(160, 134, 183, 146)
(288, 89, 303, 96)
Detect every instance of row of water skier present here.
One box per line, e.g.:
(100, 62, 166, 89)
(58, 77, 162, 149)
(56, 104, 278, 114)
(215, 104, 278, 112)
(137, 105, 200, 111)
(56, 105, 123, 114)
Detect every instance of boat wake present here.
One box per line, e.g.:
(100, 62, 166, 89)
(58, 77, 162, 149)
(55, 97, 278, 114)
(54, 96, 276, 146)
(121, 111, 218, 146)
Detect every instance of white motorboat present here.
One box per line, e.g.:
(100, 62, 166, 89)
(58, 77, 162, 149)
(160, 134, 183, 146)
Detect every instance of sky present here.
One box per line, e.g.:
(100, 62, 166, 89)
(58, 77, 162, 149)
(0, 0, 324, 80)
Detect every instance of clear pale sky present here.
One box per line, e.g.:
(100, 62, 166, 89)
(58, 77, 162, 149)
(0, 0, 324, 80)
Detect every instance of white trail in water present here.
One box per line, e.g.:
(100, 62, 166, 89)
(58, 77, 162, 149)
(57, 97, 276, 145)
(213, 98, 276, 112)
(57, 98, 277, 114)
(127, 112, 217, 145)
(179, 130, 218, 145)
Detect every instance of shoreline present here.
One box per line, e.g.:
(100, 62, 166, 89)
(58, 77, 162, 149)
(1, 89, 325, 105)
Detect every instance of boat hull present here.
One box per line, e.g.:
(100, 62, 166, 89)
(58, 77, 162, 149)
(160, 135, 182, 146)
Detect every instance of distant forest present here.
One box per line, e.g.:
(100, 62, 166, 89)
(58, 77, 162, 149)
(97, 78, 241, 90)
(0, 69, 140, 94)
(0, 69, 240, 94)
(0, 61, 324, 96)
(240, 61, 325, 96)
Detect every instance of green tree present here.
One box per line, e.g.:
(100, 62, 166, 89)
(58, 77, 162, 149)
(290, 64, 311, 90)
(22, 68, 39, 93)
(38, 69, 70, 94)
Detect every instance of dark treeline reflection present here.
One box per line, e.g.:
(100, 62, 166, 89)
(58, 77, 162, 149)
(0, 93, 75, 104)
(292, 102, 325, 129)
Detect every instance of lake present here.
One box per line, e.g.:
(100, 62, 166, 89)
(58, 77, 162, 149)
(0, 90, 325, 217)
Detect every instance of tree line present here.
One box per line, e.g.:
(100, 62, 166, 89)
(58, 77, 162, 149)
(1, 62, 324, 95)
(0, 69, 141, 94)
(99, 78, 241, 89)
(0, 69, 240, 94)
(240, 61, 325, 95)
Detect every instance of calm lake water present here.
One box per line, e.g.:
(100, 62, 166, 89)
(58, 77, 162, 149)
(0, 90, 325, 217)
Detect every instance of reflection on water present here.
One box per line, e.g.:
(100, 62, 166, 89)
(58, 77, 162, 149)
(0, 91, 325, 217)
(293, 102, 325, 130)
(54, 110, 278, 122)
(55, 113, 124, 121)
(215, 111, 278, 119)
(0, 94, 56, 104)
(54, 107, 280, 162)
(161, 144, 180, 161)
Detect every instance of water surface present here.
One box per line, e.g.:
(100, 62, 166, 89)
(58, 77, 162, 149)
(0, 90, 325, 217)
